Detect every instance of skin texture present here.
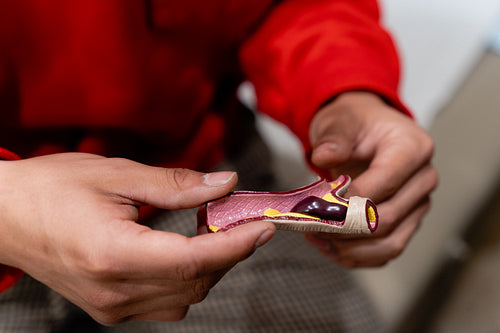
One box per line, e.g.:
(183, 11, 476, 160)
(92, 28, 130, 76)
(305, 91, 438, 268)
(0, 153, 275, 325)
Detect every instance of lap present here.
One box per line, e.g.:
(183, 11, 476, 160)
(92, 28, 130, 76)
(0, 131, 383, 332)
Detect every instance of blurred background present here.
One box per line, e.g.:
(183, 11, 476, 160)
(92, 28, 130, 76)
(242, 0, 500, 332)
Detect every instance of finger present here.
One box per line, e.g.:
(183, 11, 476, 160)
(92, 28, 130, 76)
(304, 233, 332, 252)
(348, 133, 434, 203)
(196, 205, 209, 235)
(109, 220, 275, 280)
(164, 221, 276, 279)
(112, 268, 230, 321)
(310, 136, 356, 170)
(105, 160, 238, 209)
(309, 108, 360, 170)
(304, 163, 437, 243)
(372, 164, 438, 236)
(320, 201, 430, 268)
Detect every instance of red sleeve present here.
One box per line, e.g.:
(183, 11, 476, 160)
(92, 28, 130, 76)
(239, 0, 411, 153)
(0, 266, 23, 293)
(0, 147, 23, 293)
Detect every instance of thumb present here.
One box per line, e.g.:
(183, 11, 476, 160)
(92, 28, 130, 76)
(116, 221, 276, 279)
(185, 221, 277, 272)
(310, 131, 356, 170)
(113, 164, 238, 209)
(309, 103, 361, 170)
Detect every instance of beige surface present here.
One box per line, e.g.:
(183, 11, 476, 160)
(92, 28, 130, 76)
(432, 241, 500, 332)
(428, 52, 500, 331)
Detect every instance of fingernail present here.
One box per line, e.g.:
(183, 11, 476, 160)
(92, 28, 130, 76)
(203, 171, 236, 186)
(255, 228, 275, 249)
(316, 142, 339, 152)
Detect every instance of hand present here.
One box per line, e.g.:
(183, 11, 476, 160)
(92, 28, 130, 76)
(0, 153, 275, 325)
(305, 91, 438, 267)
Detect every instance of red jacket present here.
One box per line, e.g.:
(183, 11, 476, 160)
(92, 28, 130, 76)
(0, 0, 409, 292)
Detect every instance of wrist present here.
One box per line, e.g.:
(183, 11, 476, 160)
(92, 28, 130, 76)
(0, 160, 18, 267)
(0, 151, 24, 293)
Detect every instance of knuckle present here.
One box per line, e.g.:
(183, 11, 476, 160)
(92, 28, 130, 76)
(85, 289, 121, 312)
(387, 239, 405, 260)
(83, 290, 128, 326)
(191, 289, 210, 305)
(164, 168, 191, 192)
(107, 157, 130, 166)
(381, 210, 398, 233)
(105, 157, 135, 174)
(82, 254, 119, 281)
(190, 278, 212, 304)
(424, 136, 435, 156)
(379, 175, 400, 198)
(419, 135, 435, 161)
(175, 261, 202, 282)
(427, 167, 439, 192)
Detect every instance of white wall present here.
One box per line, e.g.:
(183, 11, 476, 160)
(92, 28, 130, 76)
(380, 0, 500, 128)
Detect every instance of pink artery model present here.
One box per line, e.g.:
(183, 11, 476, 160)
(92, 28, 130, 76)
(201, 175, 378, 234)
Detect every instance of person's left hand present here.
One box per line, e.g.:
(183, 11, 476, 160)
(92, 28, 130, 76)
(304, 91, 438, 267)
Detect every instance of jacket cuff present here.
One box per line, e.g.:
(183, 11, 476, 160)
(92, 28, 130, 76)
(0, 147, 23, 293)
(0, 147, 21, 161)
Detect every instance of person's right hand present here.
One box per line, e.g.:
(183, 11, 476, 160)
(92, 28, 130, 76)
(0, 153, 275, 325)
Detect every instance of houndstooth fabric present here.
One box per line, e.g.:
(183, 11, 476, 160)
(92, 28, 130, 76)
(0, 129, 384, 333)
